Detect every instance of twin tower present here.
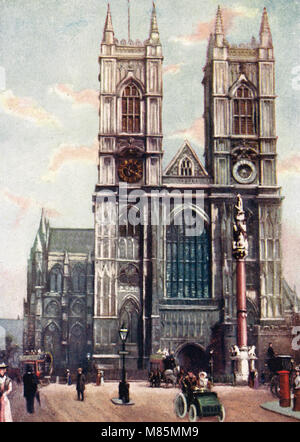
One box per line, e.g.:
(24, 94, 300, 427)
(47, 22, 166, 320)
(25, 5, 288, 375)
(93, 4, 282, 374)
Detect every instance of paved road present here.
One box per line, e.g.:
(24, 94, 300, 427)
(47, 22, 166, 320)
(8, 380, 298, 423)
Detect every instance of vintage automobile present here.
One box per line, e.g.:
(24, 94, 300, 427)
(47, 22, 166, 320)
(174, 388, 225, 422)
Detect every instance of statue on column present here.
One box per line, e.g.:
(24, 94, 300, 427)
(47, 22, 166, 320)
(231, 194, 251, 384)
(232, 194, 248, 259)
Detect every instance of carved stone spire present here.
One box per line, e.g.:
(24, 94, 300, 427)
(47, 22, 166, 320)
(33, 232, 43, 254)
(259, 7, 273, 48)
(149, 2, 160, 43)
(214, 5, 225, 47)
(102, 3, 114, 44)
(63, 251, 70, 293)
(63, 251, 70, 276)
(215, 5, 224, 34)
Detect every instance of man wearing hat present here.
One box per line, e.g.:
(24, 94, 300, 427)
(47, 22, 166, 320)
(0, 362, 13, 422)
(76, 367, 86, 401)
(23, 364, 39, 414)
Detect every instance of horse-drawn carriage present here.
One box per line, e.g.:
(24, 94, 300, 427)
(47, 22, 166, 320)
(174, 388, 225, 422)
(149, 353, 178, 388)
(267, 355, 294, 397)
(19, 352, 53, 381)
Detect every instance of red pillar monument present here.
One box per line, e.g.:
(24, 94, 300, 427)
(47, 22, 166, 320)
(232, 194, 250, 384)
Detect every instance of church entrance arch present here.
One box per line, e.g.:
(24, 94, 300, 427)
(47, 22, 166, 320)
(175, 343, 207, 373)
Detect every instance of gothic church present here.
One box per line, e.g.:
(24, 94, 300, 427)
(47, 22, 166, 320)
(24, 5, 299, 375)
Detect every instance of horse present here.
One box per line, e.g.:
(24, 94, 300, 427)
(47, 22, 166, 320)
(161, 369, 177, 387)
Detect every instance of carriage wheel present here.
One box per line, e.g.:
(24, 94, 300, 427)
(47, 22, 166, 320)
(174, 393, 188, 418)
(188, 404, 198, 422)
(218, 405, 225, 422)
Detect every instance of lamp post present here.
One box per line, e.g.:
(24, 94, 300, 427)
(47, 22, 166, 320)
(118, 325, 130, 403)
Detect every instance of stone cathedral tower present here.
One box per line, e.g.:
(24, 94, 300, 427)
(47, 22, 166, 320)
(92, 4, 163, 369)
(202, 7, 285, 372)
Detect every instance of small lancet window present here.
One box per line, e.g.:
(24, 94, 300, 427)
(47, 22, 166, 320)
(49, 266, 63, 292)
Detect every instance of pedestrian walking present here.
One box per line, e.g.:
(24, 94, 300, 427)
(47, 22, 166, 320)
(76, 367, 86, 401)
(66, 369, 72, 385)
(0, 362, 13, 422)
(96, 369, 101, 386)
(253, 370, 259, 389)
(23, 365, 39, 414)
(248, 370, 255, 388)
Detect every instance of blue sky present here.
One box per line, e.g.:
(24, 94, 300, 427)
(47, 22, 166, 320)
(0, 0, 299, 317)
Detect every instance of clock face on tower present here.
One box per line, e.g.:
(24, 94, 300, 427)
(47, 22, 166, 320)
(232, 159, 257, 184)
(118, 158, 143, 183)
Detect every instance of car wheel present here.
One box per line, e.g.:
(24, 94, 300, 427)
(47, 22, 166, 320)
(188, 404, 198, 422)
(218, 405, 225, 422)
(174, 392, 187, 418)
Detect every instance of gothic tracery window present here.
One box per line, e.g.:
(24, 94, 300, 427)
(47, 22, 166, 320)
(166, 211, 211, 299)
(233, 85, 256, 135)
(122, 83, 141, 133)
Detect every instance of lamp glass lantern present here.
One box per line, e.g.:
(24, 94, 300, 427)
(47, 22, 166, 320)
(119, 326, 129, 343)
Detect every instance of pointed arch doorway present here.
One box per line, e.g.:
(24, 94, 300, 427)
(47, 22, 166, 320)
(176, 343, 207, 373)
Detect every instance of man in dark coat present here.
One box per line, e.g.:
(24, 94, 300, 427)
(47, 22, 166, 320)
(23, 365, 39, 414)
(267, 342, 276, 359)
(76, 367, 86, 401)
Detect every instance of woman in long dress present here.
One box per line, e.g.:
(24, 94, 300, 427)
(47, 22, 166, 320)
(0, 362, 13, 422)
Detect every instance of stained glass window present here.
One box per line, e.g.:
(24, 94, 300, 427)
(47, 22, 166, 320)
(166, 212, 210, 298)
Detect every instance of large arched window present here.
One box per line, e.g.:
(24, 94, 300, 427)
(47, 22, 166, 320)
(166, 210, 210, 299)
(122, 83, 141, 133)
(49, 265, 63, 292)
(233, 85, 256, 135)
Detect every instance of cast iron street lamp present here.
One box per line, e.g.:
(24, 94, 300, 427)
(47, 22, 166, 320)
(118, 325, 130, 403)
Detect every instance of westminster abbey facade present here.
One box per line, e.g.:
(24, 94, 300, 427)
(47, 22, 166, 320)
(24, 5, 299, 374)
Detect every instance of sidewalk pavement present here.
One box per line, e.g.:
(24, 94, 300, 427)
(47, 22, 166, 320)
(261, 400, 300, 421)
